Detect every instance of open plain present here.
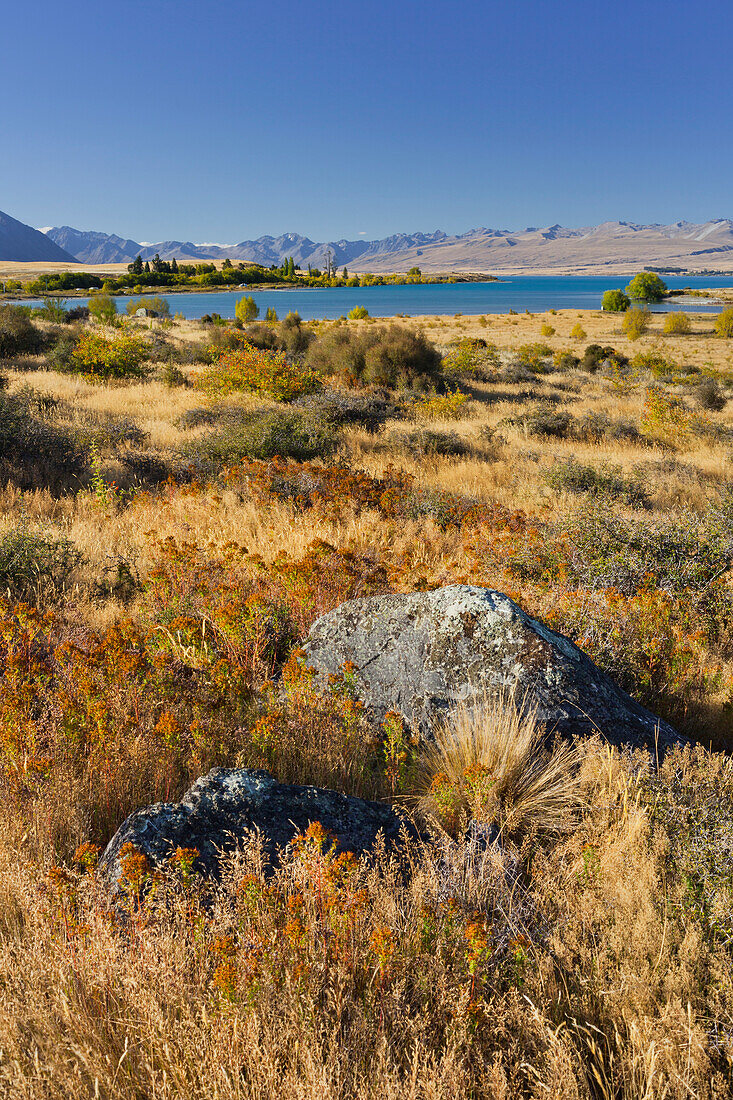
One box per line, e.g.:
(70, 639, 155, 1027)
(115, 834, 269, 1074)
(1, 298, 733, 1095)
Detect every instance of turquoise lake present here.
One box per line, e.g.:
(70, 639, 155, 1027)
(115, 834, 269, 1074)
(15, 275, 733, 320)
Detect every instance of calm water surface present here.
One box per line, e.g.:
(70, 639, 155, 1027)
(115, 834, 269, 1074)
(15, 275, 733, 320)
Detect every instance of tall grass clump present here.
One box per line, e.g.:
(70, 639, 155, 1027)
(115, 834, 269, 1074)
(415, 693, 584, 837)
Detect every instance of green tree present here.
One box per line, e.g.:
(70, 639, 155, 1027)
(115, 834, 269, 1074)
(235, 295, 260, 323)
(128, 254, 143, 275)
(265, 307, 278, 323)
(287, 257, 295, 278)
(714, 308, 733, 337)
(625, 272, 667, 302)
(407, 266, 422, 278)
(342, 267, 348, 279)
(222, 258, 233, 270)
(348, 305, 370, 320)
(602, 288, 630, 312)
(88, 294, 117, 325)
(622, 305, 651, 340)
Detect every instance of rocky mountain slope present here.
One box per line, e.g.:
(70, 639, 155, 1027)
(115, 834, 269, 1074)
(0, 210, 76, 263)
(40, 218, 733, 274)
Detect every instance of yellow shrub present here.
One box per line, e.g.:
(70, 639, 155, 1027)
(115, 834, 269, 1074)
(196, 338, 321, 401)
(413, 388, 469, 421)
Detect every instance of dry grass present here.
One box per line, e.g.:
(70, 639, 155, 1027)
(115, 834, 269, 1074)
(0, 308, 732, 1095)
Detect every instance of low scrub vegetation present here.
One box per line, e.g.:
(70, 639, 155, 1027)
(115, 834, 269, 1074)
(0, 300, 731, 1095)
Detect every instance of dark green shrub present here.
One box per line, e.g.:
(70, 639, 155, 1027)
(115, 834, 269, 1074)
(545, 458, 649, 508)
(361, 326, 442, 390)
(442, 338, 501, 381)
(0, 306, 46, 359)
(242, 324, 279, 351)
(119, 451, 175, 485)
(184, 408, 339, 469)
(401, 428, 470, 458)
(279, 313, 315, 358)
(696, 377, 727, 412)
(581, 344, 629, 372)
(553, 351, 581, 371)
(292, 388, 401, 433)
(505, 402, 573, 438)
(0, 528, 82, 603)
(46, 329, 81, 373)
(306, 324, 441, 391)
(0, 386, 87, 493)
(511, 343, 553, 373)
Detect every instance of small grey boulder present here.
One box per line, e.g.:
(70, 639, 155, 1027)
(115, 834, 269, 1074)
(98, 768, 408, 891)
(302, 585, 683, 752)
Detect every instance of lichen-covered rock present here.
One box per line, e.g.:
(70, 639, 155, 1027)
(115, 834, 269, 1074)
(302, 585, 683, 752)
(98, 768, 408, 892)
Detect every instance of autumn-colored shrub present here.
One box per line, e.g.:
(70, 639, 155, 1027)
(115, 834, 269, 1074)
(196, 337, 321, 401)
(663, 310, 691, 335)
(69, 330, 148, 381)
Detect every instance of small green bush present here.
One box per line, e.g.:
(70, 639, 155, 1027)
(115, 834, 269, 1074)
(126, 296, 171, 318)
(511, 343, 553, 374)
(306, 324, 442, 391)
(88, 294, 118, 325)
(0, 528, 82, 604)
(553, 350, 581, 371)
(185, 409, 339, 469)
(442, 338, 501, 381)
(581, 344, 629, 372)
(347, 305, 370, 320)
(545, 458, 648, 508)
(401, 428, 470, 458)
(0, 386, 87, 492)
(0, 306, 45, 358)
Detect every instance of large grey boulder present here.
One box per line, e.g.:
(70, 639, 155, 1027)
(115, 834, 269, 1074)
(98, 768, 408, 891)
(302, 585, 683, 752)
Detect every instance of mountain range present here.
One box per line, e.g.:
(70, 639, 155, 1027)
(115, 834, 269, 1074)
(43, 219, 733, 274)
(4, 208, 733, 274)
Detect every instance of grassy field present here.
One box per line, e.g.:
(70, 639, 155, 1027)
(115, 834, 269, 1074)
(2, 301, 733, 1097)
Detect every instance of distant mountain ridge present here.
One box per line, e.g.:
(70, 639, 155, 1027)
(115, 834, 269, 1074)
(0, 210, 75, 262)
(33, 217, 733, 275)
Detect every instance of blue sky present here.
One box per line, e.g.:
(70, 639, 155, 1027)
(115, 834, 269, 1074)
(2, 0, 731, 242)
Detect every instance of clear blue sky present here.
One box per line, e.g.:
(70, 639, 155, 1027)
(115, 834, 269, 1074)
(2, 0, 731, 242)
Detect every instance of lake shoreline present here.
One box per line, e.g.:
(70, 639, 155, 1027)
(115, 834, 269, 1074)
(5, 276, 733, 321)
